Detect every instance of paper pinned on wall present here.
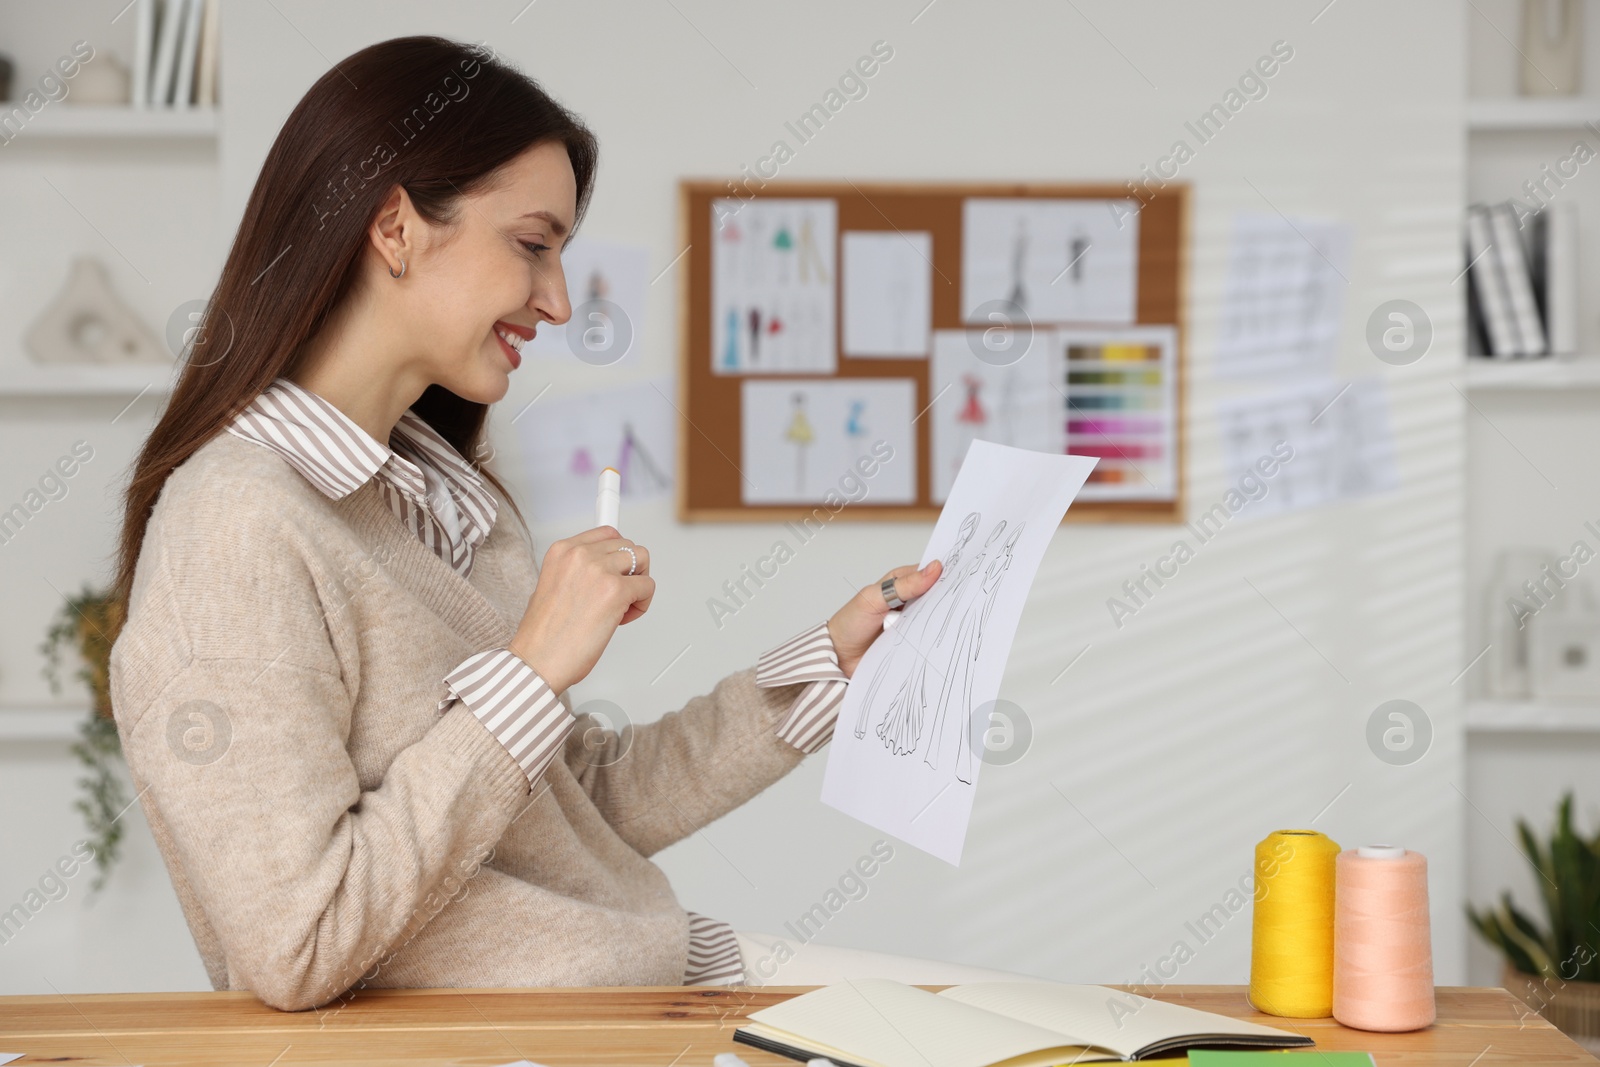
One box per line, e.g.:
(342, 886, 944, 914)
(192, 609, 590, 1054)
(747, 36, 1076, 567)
(1215, 376, 1398, 518)
(515, 378, 675, 524)
(961, 198, 1139, 325)
(740, 378, 917, 505)
(927, 325, 1180, 505)
(525, 236, 651, 364)
(1058, 325, 1179, 503)
(929, 329, 1066, 503)
(713, 198, 838, 374)
(842, 230, 933, 357)
(1215, 212, 1352, 378)
(820, 440, 1098, 866)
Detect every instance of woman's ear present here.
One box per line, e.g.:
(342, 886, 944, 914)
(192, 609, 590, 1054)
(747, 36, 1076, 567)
(368, 183, 416, 277)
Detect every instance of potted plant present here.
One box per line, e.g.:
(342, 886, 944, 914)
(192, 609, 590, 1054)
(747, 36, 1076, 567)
(1468, 792, 1600, 1051)
(39, 583, 129, 893)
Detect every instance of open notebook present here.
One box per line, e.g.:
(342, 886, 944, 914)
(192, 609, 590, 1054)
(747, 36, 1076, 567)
(733, 979, 1314, 1067)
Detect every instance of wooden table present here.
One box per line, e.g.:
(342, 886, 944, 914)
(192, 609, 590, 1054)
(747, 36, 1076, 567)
(0, 985, 1593, 1066)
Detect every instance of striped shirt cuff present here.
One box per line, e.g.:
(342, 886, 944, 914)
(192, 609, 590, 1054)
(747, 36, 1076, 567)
(756, 621, 849, 755)
(438, 648, 574, 788)
(683, 910, 746, 985)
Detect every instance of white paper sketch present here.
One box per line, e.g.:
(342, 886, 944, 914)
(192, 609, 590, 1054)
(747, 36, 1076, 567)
(1215, 212, 1351, 377)
(1215, 376, 1398, 518)
(961, 199, 1139, 325)
(740, 379, 916, 504)
(713, 198, 837, 374)
(525, 236, 650, 362)
(515, 378, 675, 523)
(843, 231, 933, 357)
(929, 329, 1066, 503)
(821, 441, 1098, 866)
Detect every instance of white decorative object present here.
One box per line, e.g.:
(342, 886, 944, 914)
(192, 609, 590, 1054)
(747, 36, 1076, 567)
(23, 257, 170, 365)
(1520, 0, 1582, 97)
(1485, 548, 1553, 699)
(66, 53, 131, 105)
(1529, 614, 1600, 700)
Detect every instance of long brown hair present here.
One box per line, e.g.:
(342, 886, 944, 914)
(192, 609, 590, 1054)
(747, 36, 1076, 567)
(110, 35, 598, 634)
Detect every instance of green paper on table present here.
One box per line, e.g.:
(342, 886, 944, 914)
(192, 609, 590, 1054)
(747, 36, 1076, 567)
(1187, 1052, 1375, 1066)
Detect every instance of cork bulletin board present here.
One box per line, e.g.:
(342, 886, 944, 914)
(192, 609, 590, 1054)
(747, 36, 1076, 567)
(675, 179, 1188, 523)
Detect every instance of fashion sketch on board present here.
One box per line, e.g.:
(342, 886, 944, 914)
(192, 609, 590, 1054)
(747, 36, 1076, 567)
(712, 198, 837, 374)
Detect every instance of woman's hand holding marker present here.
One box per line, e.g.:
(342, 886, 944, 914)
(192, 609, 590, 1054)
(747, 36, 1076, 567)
(506, 469, 650, 693)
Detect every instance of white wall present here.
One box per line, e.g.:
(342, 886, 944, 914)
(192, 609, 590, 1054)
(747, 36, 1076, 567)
(0, 0, 1469, 995)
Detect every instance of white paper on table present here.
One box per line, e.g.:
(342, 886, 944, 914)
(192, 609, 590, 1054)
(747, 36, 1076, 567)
(712, 197, 837, 374)
(843, 230, 933, 357)
(514, 377, 676, 523)
(929, 329, 1066, 503)
(740, 378, 917, 505)
(1215, 376, 1398, 518)
(0, 1054, 23, 1066)
(525, 236, 650, 363)
(820, 441, 1098, 865)
(961, 198, 1139, 325)
(1214, 212, 1351, 378)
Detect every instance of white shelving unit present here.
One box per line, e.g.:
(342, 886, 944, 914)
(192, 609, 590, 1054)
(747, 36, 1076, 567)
(1467, 699, 1600, 733)
(0, 362, 178, 397)
(1465, 357, 1600, 389)
(1467, 97, 1600, 131)
(9, 104, 219, 141)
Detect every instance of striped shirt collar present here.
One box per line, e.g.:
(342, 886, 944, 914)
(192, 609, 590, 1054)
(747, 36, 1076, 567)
(225, 377, 497, 561)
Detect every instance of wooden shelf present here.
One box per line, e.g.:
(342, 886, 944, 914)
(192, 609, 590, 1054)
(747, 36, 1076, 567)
(0, 707, 87, 741)
(3, 104, 219, 140)
(0, 362, 178, 397)
(1468, 97, 1600, 131)
(1467, 699, 1600, 733)
(1464, 358, 1600, 390)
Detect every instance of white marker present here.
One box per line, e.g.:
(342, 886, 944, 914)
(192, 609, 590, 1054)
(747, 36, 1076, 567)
(596, 466, 621, 530)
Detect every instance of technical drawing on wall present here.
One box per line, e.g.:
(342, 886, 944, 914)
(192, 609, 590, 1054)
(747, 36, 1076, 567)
(1215, 212, 1351, 377)
(1216, 376, 1398, 517)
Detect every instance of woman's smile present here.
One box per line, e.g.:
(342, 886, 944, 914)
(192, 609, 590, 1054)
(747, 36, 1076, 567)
(493, 319, 535, 370)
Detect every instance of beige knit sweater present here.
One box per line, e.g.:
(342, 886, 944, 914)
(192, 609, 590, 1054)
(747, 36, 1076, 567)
(108, 431, 810, 1011)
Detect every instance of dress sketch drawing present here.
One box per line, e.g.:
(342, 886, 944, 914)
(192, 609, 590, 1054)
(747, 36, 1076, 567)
(855, 511, 980, 750)
(852, 512, 1026, 783)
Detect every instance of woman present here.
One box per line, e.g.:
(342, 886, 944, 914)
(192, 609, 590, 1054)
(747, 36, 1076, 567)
(107, 36, 1040, 1011)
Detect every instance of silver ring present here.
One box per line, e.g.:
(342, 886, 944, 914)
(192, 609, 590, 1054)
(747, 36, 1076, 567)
(617, 545, 638, 576)
(881, 576, 904, 609)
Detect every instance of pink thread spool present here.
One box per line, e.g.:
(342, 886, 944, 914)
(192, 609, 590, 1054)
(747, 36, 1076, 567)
(1332, 844, 1435, 1032)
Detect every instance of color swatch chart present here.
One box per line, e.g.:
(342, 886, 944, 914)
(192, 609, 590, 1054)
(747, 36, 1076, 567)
(1059, 326, 1177, 499)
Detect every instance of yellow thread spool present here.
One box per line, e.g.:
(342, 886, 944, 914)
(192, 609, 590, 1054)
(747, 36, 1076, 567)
(1249, 828, 1340, 1018)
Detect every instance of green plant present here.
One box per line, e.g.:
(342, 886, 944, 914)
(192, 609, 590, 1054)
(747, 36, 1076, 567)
(40, 583, 128, 894)
(1468, 792, 1600, 983)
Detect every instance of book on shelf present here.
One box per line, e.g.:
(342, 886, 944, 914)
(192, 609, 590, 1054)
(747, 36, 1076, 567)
(731, 978, 1314, 1067)
(134, 0, 219, 109)
(1465, 199, 1576, 359)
